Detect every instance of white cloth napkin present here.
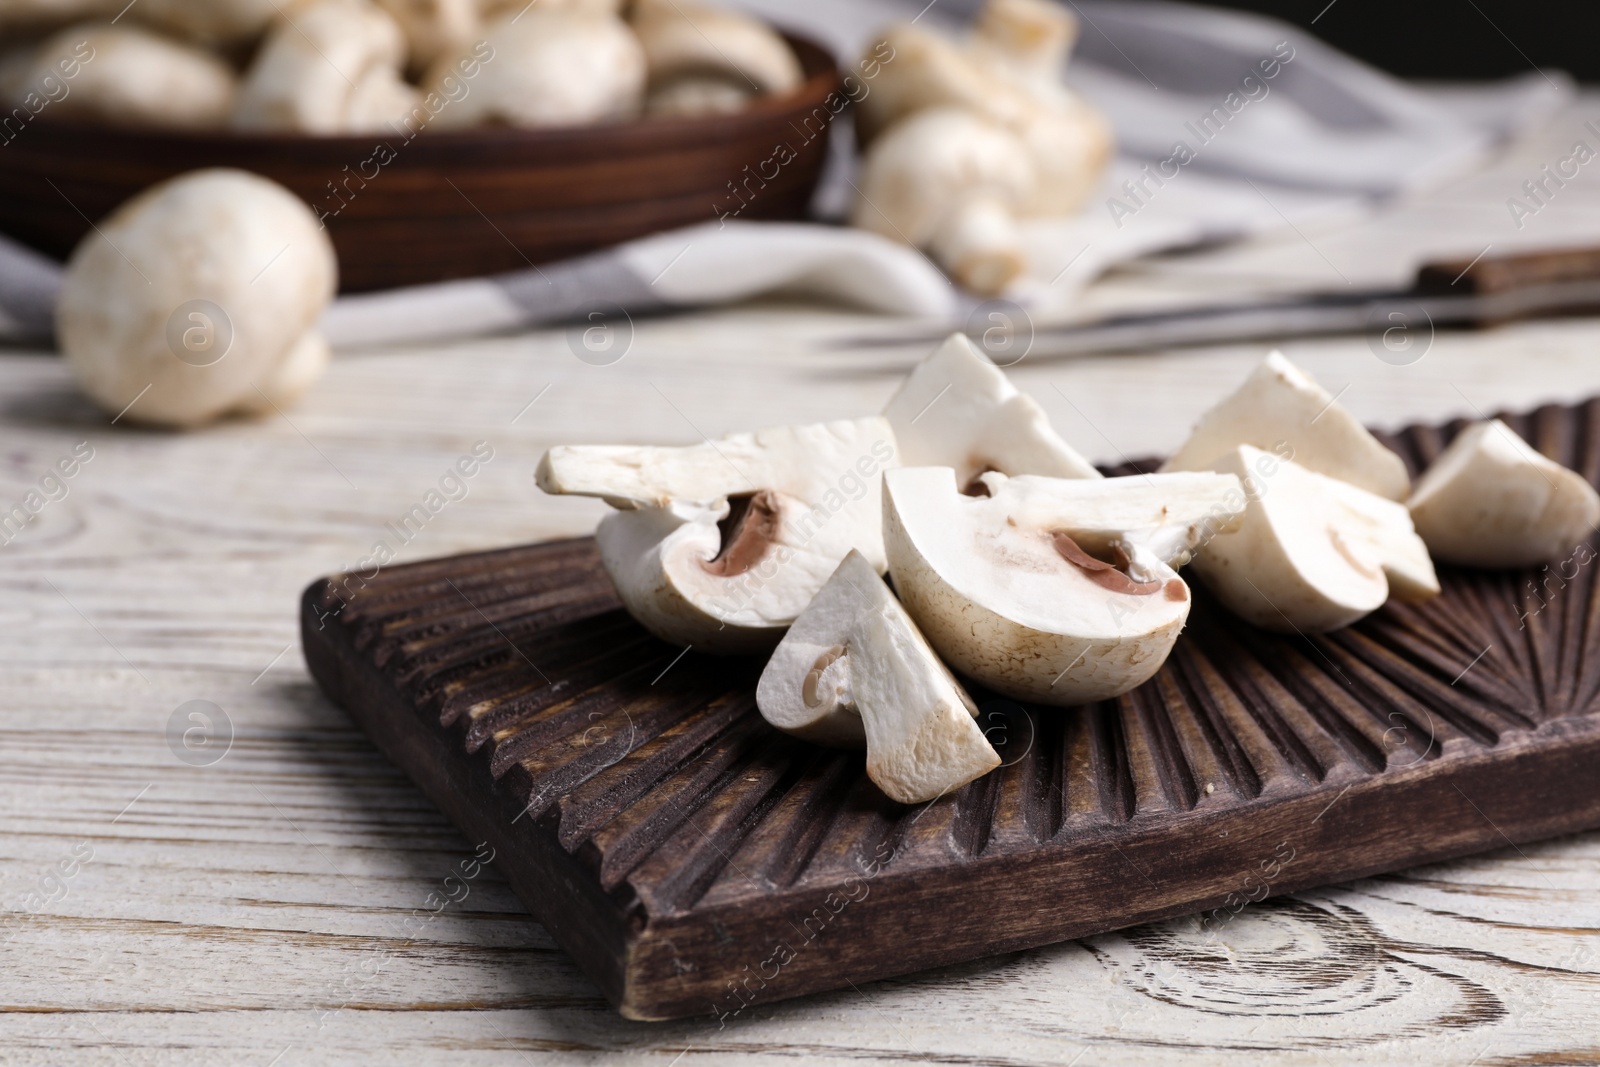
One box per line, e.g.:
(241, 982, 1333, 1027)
(0, 0, 1573, 348)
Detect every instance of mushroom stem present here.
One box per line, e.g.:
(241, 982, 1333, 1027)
(928, 196, 1025, 297)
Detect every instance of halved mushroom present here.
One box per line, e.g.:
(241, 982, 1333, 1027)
(758, 550, 999, 803)
(24, 22, 236, 129)
(1162, 351, 1411, 501)
(883, 466, 1245, 705)
(1408, 419, 1600, 568)
(1190, 445, 1439, 633)
(852, 106, 1036, 296)
(232, 0, 419, 134)
(630, 0, 801, 115)
(537, 418, 899, 653)
(884, 332, 1099, 487)
(426, 8, 645, 129)
(57, 168, 338, 428)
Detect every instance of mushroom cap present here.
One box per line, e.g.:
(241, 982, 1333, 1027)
(1191, 446, 1438, 634)
(1011, 97, 1113, 215)
(855, 21, 1037, 147)
(758, 550, 998, 804)
(971, 0, 1077, 85)
(25, 22, 236, 129)
(426, 9, 645, 129)
(57, 168, 337, 428)
(884, 466, 1220, 706)
(1409, 419, 1600, 568)
(645, 75, 754, 118)
(232, 0, 413, 133)
(883, 332, 1099, 486)
(373, 0, 479, 71)
(0, 0, 124, 29)
(631, 0, 801, 97)
(1161, 351, 1412, 501)
(853, 108, 1035, 220)
(129, 0, 302, 45)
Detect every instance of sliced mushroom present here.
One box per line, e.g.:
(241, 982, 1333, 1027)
(1162, 351, 1412, 501)
(1190, 445, 1439, 633)
(537, 418, 899, 653)
(758, 550, 999, 804)
(883, 332, 1099, 486)
(631, 0, 801, 104)
(883, 466, 1246, 705)
(57, 168, 338, 429)
(1408, 419, 1600, 568)
(852, 106, 1036, 296)
(22, 22, 236, 129)
(233, 0, 419, 134)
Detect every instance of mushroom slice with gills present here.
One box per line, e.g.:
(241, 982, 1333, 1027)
(24, 22, 236, 130)
(852, 107, 1036, 297)
(1408, 419, 1600, 568)
(882, 467, 1246, 706)
(1190, 445, 1439, 634)
(883, 332, 1099, 488)
(425, 8, 645, 129)
(232, 0, 417, 134)
(630, 0, 802, 99)
(537, 417, 899, 653)
(758, 550, 999, 804)
(1161, 350, 1411, 501)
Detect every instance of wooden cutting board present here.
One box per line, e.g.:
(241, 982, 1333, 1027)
(300, 399, 1600, 1022)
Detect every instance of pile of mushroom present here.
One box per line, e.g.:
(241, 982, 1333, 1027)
(539, 341, 1600, 805)
(850, 0, 1114, 295)
(0, 0, 804, 133)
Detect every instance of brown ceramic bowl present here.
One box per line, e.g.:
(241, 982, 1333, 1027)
(0, 33, 840, 292)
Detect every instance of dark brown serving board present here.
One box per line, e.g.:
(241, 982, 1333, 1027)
(301, 399, 1600, 1021)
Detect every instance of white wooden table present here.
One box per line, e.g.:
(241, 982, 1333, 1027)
(5, 99, 1600, 1066)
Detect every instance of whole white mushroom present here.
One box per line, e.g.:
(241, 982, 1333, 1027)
(426, 8, 645, 129)
(233, 0, 420, 134)
(57, 168, 338, 429)
(21, 22, 236, 129)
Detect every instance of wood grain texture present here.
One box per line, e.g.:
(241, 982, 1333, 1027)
(298, 402, 1600, 1021)
(0, 35, 837, 291)
(6, 93, 1600, 1064)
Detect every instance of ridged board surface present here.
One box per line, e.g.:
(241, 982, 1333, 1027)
(303, 399, 1600, 1020)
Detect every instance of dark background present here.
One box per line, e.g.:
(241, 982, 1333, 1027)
(1204, 0, 1598, 82)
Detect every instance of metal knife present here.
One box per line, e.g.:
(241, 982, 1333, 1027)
(830, 246, 1600, 362)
